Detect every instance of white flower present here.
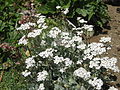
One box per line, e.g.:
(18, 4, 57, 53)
(100, 57, 119, 72)
(72, 27, 82, 31)
(80, 24, 94, 32)
(99, 37, 111, 43)
(17, 23, 30, 30)
(41, 23, 48, 29)
(53, 56, 64, 64)
(48, 27, 61, 38)
(64, 58, 73, 67)
(63, 8, 69, 14)
(56, 6, 61, 9)
(53, 56, 72, 66)
(37, 16, 46, 24)
(84, 43, 106, 57)
(27, 29, 42, 38)
(74, 67, 91, 80)
(18, 35, 28, 45)
(108, 86, 118, 90)
(72, 36, 82, 42)
(28, 22, 36, 27)
(35, 13, 41, 17)
(77, 17, 82, 21)
(59, 67, 67, 73)
(88, 77, 103, 90)
(83, 24, 94, 30)
(77, 43, 86, 49)
(67, 40, 75, 48)
(60, 33, 84, 48)
(89, 58, 101, 69)
(83, 54, 93, 60)
(87, 27, 93, 31)
(41, 40, 46, 46)
(76, 31, 83, 36)
(37, 70, 48, 81)
(78, 19, 87, 23)
(25, 56, 35, 69)
(52, 41, 57, 47)
(107, 47, 111, 50)
(22, 70, 31, 77)
(38, 48, 55, 58)
(38, 83, 45, 90)
(76, 60, 83, 64)
(61, 32, 70, 38)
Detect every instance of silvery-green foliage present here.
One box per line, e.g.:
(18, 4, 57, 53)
(17, 14, 119, 90)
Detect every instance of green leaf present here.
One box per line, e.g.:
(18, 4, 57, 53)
(54, 84, 65, 90)
(76, 8, 88, 17)
(72, 0, 77, 2)
(97, 21, 103, 27)
(38, 1, 56, 14)
(61, 0, 71, 8)
(88, 12, 94, 20)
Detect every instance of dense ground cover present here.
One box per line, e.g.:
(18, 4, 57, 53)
(0, 0, 120, 90)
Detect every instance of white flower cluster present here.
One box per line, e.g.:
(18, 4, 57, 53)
(53, 56, 73, 73)
(100, 57, 119, 72)
(89, 57, 119, 72)
(77, 43, 86, 49)
(89, 58, 101, 69)
(82, 24, 94, 31)
(53, 56, 72, 66)
(27, 15, 47, 38)
(17, 22, 36, 31)
(84, 43, 106, 60)
(41, 40, 46, 46)
(17, 14, 48, 45)
(74, 67, 91, 80)
(76, 60, 83, 65)
(60, 32, 83, 48)
(56, 6, 61, 9)
(77, 17, 87, 24)
(64, 58, 73, 67)
(59, 67, 67, 73)
(37, 16, 46, 24)
(22, 70, 31, 77)
(18, 35, 28, 45)
(25, 56, 35, 69)
(55, 6, 69, 15)
(38, 48, 55, 58)
(53, 56, 64, 64)
(100, 36, 111, 43)
(27, 29, 42, 38)
(37, 16, 48, 29)
(63, 8, 69, 15)
(27, 22, 36, 27)
(19, 15, 119, 90)
(48, 27, 61, 38)
(17, 23, 30, 31)
(108, 86, 118, 90)
(88, 77, 103, 90)
(37, 70, 48, 82)
(38, 83, 45, 90)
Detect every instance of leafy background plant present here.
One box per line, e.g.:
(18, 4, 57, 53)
(35, 0, 110, 28)
(0, 0, 31, 89)
(0, 0, 113, 89)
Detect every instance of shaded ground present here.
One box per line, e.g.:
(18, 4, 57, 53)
(90, 5, 120, 89)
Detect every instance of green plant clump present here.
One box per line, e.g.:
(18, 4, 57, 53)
(36, 0, 110, 28)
